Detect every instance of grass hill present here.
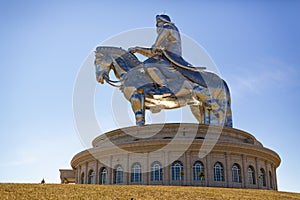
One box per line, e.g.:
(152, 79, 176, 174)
(1, 184, 299, 200)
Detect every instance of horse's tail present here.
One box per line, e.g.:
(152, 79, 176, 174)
(222, 80, 233, 127)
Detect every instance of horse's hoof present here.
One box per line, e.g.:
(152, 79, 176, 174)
(136, 120, 145, 126)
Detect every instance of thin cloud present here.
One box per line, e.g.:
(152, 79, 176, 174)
(225, 60, 297, 98)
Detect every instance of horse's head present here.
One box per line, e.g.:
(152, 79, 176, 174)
(94, 51, 114, 84)
(95, 46, 143, 84)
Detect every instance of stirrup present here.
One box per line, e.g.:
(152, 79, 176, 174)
(153, 93, 171, 99)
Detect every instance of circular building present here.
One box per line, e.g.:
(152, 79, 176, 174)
(65, 123, 280, 190)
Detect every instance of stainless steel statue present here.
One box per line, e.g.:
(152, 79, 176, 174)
(95, 15, 233, 127)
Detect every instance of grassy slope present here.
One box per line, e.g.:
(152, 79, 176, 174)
(1, 184, 299, 200)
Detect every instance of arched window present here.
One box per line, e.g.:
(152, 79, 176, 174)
(232, 163, 241, 183)
(88, 169, 95, 184)
(260, 168, 266, 187)
(193, 161, 205, 181)
(214, 162, 224, 182)
(269, 171, 273, 189)
(248, 166, 256, 185)
(151, 161, 162, 181)
(114, 165, 123, 184)
(80, 172, 84, 184)
(172, 161, 184, 180)
(131, 162, 142, 182)
(101, 167, 107, 184)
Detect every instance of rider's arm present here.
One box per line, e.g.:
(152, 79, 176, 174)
(153, 26, 170, 48)
(133, 47, 154, 57)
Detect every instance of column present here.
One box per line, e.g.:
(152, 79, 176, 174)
(225, 153, 231, 187)
(127, 153, 130, 185)
(109, 155, 113, 184)
(242, 155, 247, 188)
(95, 160, 99, 184)
(183, 152, 186, 185)
(255, 158, 259, 189)
(205, 154, 211, 186)
(274, 166, 278, 190)
(85, 162, 88, 184)
(164, 151, 170, 185)
(162, 151, 166, 185)
(265, 161, 269, 189)
(186, 151, 191, 186)
(77, 166, 81, 184)
(146, 152, 149, 185)
(270, 164, 274, 190)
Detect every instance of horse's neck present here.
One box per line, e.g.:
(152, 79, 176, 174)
(112, 53, 141, 78)
(96, 46, 141, 79)
(111, 58, 126, 79)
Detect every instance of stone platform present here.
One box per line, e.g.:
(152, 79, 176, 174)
(61, 123, 280, 190)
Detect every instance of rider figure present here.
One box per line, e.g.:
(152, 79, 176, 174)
(153, 14, 182, 56)
(129, 14, 183, 95)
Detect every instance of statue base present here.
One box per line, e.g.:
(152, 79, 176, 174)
(61, 123, 280, 190)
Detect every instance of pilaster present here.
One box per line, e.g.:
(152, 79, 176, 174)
(206, 154, 211, 186)
(85, 162, 88, 184)
(225, 153, 230, 187)
(255, 158, 259, 189)
(242, 155, 247, 188)
(265, 161, 269, 189)
(186, 151, 191, 186)
(95, 160, 99, 184)
(109, 155, 113, 184)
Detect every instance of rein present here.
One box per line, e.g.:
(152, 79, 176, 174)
(103, 73, 121, 88)
(95, 47, 140, 88)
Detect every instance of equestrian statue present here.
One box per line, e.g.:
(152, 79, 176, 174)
(94, 15, 233, 127)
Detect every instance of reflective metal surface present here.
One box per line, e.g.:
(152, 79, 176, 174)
(94, 15, 233, 127)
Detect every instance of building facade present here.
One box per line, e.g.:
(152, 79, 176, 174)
(61, 123, 280, 190)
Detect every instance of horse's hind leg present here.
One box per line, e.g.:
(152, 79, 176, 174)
(189, 104, 216, 125)
(209, 98, 226, 126)
(189, 105, 204, 124)
(225, 103, 233, 127)
(130, 88, 145, 126)
(192, 85, 226, 126)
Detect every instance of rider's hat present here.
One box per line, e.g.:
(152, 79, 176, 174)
(156, 14, 172, 23)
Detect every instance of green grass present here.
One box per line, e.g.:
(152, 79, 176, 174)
(0, 184, 299, 200)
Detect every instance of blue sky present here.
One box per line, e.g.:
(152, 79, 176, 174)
(0, 0, 299, 193)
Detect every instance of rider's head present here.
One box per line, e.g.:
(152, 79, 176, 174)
(156, 14, 172, 27)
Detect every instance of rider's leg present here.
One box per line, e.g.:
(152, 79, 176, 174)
(146, 67, 168, 87)
(146, 66, 172, 97)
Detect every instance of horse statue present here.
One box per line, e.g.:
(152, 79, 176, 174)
(94, 46, 233, 127)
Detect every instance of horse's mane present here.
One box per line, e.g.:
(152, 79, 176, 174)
(95, 46, 141, 68)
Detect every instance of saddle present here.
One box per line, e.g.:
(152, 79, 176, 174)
(161, 50, 208, 88)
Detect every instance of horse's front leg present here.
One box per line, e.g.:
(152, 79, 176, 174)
(128, 88, 145, 126)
